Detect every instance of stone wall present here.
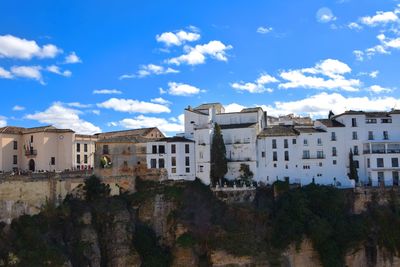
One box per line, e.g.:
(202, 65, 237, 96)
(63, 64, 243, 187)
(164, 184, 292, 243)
(212, 186, 257, 203)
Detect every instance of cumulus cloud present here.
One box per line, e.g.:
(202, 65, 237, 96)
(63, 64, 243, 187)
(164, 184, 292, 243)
(0, 116, 6, 127)
(92, 89, 122, 95)
(10, 66, 44, 84)
(67, 102, 92, 108)
(231, 73, 278, 93)
(0, 67, 12, 79)
(257, 26, 273, 34)
(151, 97, 171, 105)
(97, 98, 171, 113)
(12, 105, 25, 111)
(348, 22, 363, 30)
(25, 102, 101, 134)
(0, 35, 62, 59)
(168, 40, 232, 65)
(316, 7, 337, 23)
(224, 103, 246, 113)
(46, 65, 72, 77)
(360, 11, 399, 26)
(355, 33, 400, 60)
(156, 30, 200, 46)
(255, 92, 400, 117)
(160, 82, 203, 96)
(110, 114, 184, 135)
(368, 85, 392, 94)
(64, 52, 81, 64)
(278, 59, 360, 92)
(119, 64, 179, 79)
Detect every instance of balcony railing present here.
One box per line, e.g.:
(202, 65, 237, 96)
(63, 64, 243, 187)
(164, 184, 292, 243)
(25, 149, 37, 156)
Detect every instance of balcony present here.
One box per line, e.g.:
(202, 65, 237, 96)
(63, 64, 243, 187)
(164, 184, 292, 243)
(25, 149, 37, 156)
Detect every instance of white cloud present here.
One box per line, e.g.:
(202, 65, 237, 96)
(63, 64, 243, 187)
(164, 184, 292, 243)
(156, 30, 200, 46)
(257, 26, 273, 34)
(348, 22, 363, 30)
(0, 35, 61, 59)
(92, 89, 122, 95)
(111, 114, 184, 135)
(0, 67, 12, 79)
(97, 98, 171, 113)
(224, 103, 246, 113)
(369, 70, 379, 78)
(278, 59, 360, 92)
(356, 34, 400, 59)
(368, 85, 392, 94)
(25, 102, 101, 134)
(12, 105, 25, 111)
(91, 110, 100, 115)
(120, 64, 179, 79)
(161, 82, 202, 96)
(353, 50, 364, 61)
(64, 52, 81, 64)
(360, 11, 399, 26)
(231, 73, 278, 93)
(46, 65, 72, 77)
(67, 102, 92, 108)
(151, 97, 171, 105)
(316, 7, 337, 23)
(0, 116, 6, 127)
(168, 40, 232, 65)
(256, 92, 400, 117)
(10, 66, 44, 84)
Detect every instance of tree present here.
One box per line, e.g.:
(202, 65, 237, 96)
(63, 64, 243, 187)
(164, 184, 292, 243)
(239, 164, 253, 184)
(210, 123, 227, 185)
(348, 149, 359, 184)
(83, 175, 111, 201)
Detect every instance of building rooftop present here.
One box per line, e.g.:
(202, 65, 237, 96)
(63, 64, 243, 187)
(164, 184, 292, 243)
(219, 123, 257, 130)
(333, 110, 400, 118)
(157, 136, 195, 143)
(0, 125, 74, 134)
(194, 103, 223, 110)
(241, 107, 263, 113)
(317, 119, 345, 127)
(96, 135, 150, 143)
(295, 127, 326, 133)
(95, 127, 163, 139)
(258, 126, 298, 137)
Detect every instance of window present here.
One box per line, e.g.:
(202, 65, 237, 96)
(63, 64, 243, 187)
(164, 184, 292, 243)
(284, 151, 289, 161)
(317, 138, 322, 145)
(199, 151, 203, 159)
(333, 160, 337, 165)
(354, 146, 359, 155)
(393, 171, 399, 186)
(303, 165, 310, 169)
(172, 168, 176, 173)
(331, 132, 336, 141)
(77, 154, 81, 164)
(352, 131, 358, 140)
(382, 118, 392, 123)
(319, 162, 323, 167)
(284, 139, 288, 149)
(30, 135, 33, 143)
(159, 158, 165, 168)
(84, 144, 88, 152)
(159, 145, 165, 154)
(292, 139, 296, 145)
(152, 145, 157, 154)
(77, 143, 81, 152)
(185, 144, 190, 153)
(199, 165, 204, 172)
(186, 167, 190, 173)
(383, 131, 389, 140)
(354, 160, 359, 168)
(317, 151, 324, 159)
(13, 155, 17, 165)
(273, 151, 277, 161)
(368, 131, 374, 140)
(103, 145, 109, 154)
(13, 141, 17, 150)
(392, 158, 399, 168)
(303, 150, 310, 159)
(185, 156, 190, 166)
(367, 158, 370, 168)
(332, 147, 337, 157)
(377, 158, 384, 168)
(150, 159, 157, 168)
(84, 155, 88, 164)
(171, 144, 176, 154)
(366, 118, 377, 124)
(51, 157, 56, 165)
(171, 157, 176, 166)
(272, 139, 277, 149)
(261, 151, 266, 158)
(304, 139, 308, 146)
(352, 118, 357, 127)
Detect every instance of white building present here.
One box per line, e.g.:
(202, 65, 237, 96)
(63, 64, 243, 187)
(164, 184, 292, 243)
(146, 137, 196, 181)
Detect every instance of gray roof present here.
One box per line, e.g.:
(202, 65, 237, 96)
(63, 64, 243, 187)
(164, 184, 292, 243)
(333, 110, 400, 118)
(241, 107, 263, 113)
(220, 123, 257, 130)
(0, 125, 74, 134)
(258, 126, 298, 137)
(295, 127, 326, 133)
(317, 119, 345, 127)
(157, 136, 195, 143)
(194, 103, 223, 110)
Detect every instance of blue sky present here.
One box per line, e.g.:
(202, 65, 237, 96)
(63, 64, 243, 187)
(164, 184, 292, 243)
(1, 0, 400, 135)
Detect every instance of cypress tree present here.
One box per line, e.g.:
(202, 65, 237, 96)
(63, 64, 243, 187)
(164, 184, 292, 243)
(348, 149, 359, 184)
(210, 123, 227, 185)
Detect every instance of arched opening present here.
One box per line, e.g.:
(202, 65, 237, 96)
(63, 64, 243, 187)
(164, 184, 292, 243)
(29, 159, 35, 172)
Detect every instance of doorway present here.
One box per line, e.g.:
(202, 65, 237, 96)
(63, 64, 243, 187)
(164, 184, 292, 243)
(29, 159, 35, 172)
